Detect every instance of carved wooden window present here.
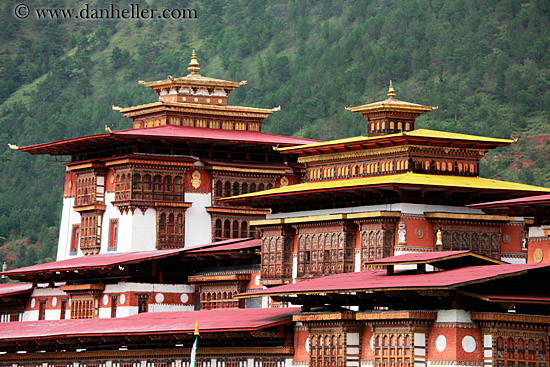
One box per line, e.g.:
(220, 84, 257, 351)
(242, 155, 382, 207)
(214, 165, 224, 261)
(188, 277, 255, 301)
(80, 213, 102, 255)
(437, 230, 499, 259)
(70, 225, 80, 254)
(60, 299, 67, 320)
(241, 182, 248, 194)
(38, 299, 46, 320)
(310, 333, 346, 367)
(250, 183, 257, 192)
(137, 294, 150, 313)
(108, 219, 118, 250)
(71, 297, 97, 319)
(110, 295, 118, 318)
(495, 335, 547, 367)
(261, 235, 292, 280)
(374, 332, 412, 367)
(157, 211, 184, 249)
(76, 175, 104, 206)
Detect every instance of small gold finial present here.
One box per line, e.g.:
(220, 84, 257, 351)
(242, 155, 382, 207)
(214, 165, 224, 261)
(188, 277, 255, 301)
(194, 321, 200, 336)
(188, 49, 200, 74)
(387, 80, 396, 98)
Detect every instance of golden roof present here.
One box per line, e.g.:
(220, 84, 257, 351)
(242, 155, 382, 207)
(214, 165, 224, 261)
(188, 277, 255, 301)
(222, 172, 550, 201)
(345, 81, 437, 114)
(119, 101, 278, 119)
(276, 129, 515, 153)
(138, 51, 246, 91)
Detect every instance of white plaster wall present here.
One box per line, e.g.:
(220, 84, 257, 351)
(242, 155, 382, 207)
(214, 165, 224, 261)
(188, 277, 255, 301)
(501, 256, 526, 264)
(31, 287, 67, 297)
(185, 192, 212, 247)
(115, 306, 139, 317)
(529, 226, 545, 237)
(148, 303, 194, 312)
(436, 309, 472, 323)
(103, 282, 194, 293)
(266, 203, 488, 220)
(57, 197, 82, 261)
(130, 208, 157, 252)
(23, 310, 38, 321)
(44, 309, 61, 320)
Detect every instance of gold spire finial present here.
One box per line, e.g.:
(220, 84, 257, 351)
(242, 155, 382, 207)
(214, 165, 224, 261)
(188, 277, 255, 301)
(387, 80, 396, 98)
(188, 49, 200, 75)
(194, 321, 200, 336)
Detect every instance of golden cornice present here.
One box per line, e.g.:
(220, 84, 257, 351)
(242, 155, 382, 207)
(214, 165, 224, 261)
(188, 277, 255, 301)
(299, 145, 486, 165)
(73, 204, 106, 213)
(120, 101, 275, 119)
(207, 166, 286, 174)
(206, 206, 270, 216)
(298, 146, 410, 164)
(471, 312, 550, 325)
(105, 157, 195, 168)
(251, 211, 400, 227)
(65, 161, 106, 171)
(424, 212, 516, 222)
(294, 312, 357, 322)
(356, 311, 437, 321)
(188, 274, 252, 283)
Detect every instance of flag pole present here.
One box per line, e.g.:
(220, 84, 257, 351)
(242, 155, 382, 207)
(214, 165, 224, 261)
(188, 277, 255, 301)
(191, 321, 199, 367)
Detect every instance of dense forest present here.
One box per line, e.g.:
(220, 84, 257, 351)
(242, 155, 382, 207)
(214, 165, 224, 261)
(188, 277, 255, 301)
(0, 0, 549, 269)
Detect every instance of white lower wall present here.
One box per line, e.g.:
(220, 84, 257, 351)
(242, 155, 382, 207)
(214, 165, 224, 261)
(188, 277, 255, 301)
(57, 197, 82, 261)
(185, 192, 212, 247)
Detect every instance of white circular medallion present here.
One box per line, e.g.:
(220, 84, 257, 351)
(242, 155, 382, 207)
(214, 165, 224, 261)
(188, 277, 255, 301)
(103, 294, 109, 306)
(120, 294, 126, 305)
(31, 299, 36, 308)
(436, 335, 447, 352)
(305, 337, 310, 353)
(180, 294, 189, 303)
(462, 336, 476, 353)
(255, 275, 261, 286)
(52, 297, 57, 307)
(155, 293, 164, 303)
(370, 336, 375, 350)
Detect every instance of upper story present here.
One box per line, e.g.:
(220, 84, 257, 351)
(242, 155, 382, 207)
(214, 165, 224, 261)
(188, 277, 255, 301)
(18, 52, 316, 259)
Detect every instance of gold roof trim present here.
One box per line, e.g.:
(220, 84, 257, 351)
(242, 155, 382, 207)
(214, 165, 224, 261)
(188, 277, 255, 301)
(120, 101, 276, 118)
(277, 129, 515, 153)
(347, 211, 401, 220)
(424, 212, 517, 222)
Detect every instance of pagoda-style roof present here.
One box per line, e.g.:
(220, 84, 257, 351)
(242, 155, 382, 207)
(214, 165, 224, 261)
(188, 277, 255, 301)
(222, 172, 550, 211)
(469, 194, 550, 225)
(236, 262, 548, 299)
(118, 100, 278, 119)
(18, 125, 318, 156)
(276, 129, 515, 156)
(139, 49, 246, 95)
(0, 283, 33, 297)
(365, 250, 504, 269)
(1, 238, 259, 281)
(0, 307, 298, 351)
(345, 83, 437, 115)
(236, 251, 550, 313)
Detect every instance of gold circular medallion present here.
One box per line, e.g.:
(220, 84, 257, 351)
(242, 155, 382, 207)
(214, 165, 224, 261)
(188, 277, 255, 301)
(534, 248, 543, 263)
(110, 175, 115, 184)
(182, 97, 187, 101)
(194, 97, 199, 102)
(206, 98, 211, 103)
(502, 233, 511, 243)
(68, 180, 72, 189)
(280, 176, 289, 187)
(218, 99, 222, 104)
(416, 229, 424, 239)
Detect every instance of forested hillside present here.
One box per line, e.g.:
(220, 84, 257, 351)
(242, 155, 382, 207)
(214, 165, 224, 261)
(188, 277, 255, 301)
(0, 0, 549, 268)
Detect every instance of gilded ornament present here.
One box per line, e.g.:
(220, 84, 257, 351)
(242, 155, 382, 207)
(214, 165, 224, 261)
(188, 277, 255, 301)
(533, 248, 543, 263)
(280, 176, 289, 187)
(191, 170, 202, 189)
(110, 175, 115, 184)
(218, 99, 222, 104)
(502, 233, 511, 244)
(68, 180, 72, 189)
(194, 97, 199, 102)
(206, 98, 211, 103)
(416, 229, 423, 239)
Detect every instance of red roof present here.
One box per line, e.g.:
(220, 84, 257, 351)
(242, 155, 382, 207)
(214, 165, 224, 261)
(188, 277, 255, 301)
(1, 238, 255, 277)
(19, 125, 319, 155)
(237, 263, 550, 298)
(0, 283, 33, 297)
(0, 307, 299, 342)
(365, 250, 503, 267)
(469, 194, 550, 208)
(186, 239, 260, 253)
